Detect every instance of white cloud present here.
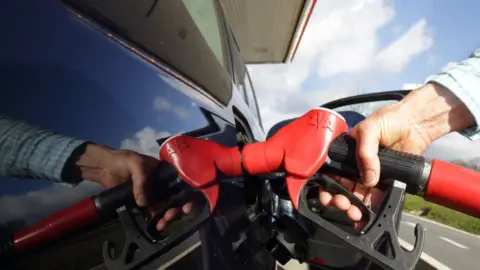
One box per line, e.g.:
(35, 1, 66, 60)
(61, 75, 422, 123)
(123, 93, 174, 158)
(154, 96, 189, 120)
(248, 0, 434, 132)
(391, 24, 405, 36)
(375, 19, 433, 73)
(402, 83, 423, 90)
(120, 126, 170, 158)
(425, 132, 480, 161)
(426, 54, 437, 66)
(313, 1, 395, 77)
(0, 181, 103, 226)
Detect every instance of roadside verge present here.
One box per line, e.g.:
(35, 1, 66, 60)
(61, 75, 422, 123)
(403, 194, 480, 235)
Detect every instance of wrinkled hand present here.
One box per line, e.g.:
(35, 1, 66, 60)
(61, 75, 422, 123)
(92, 148, 162, 206)
(76, 144, 192, 231)
(96, 148, 194, 231)
(319, 83, 474, 229)
(319, 103, 431, 229)
(148, 202, 193, 231)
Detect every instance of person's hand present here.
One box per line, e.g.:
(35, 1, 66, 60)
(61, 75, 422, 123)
(319, 82, 475, 228)
(73, 144, 192, 230)
(148, 203, 193, 231)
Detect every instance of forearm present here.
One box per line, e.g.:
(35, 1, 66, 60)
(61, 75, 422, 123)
(0, 116, 87, 184)
(426, 48, 480, 140)
(398, 82, 475, 142)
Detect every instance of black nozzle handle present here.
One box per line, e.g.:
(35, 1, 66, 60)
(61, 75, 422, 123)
(94, 160, 179, 216)
(327, 133, 429, 195)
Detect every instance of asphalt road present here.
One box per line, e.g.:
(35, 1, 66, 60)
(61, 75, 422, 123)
(398, 213, 480, 270)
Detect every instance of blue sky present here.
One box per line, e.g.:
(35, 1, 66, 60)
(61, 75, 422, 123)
(301, 0, 480, 94)
(377, 0, 480, 90)
(248, 0, 480, 161)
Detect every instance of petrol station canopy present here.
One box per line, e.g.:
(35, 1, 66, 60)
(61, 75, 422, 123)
(220, 0, 317, 64)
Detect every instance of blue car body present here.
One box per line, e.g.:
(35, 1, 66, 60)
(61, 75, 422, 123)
(0, 0, 267, 269)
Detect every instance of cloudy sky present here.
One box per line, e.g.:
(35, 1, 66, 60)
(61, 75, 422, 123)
(247, 0, 480, 161)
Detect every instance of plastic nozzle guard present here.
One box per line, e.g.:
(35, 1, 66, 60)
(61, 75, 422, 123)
(158, 135, 243, 212)
(241, 108, 349, 209)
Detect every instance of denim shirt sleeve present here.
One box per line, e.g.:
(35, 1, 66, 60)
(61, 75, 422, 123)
(427, 48, 480, 141)
(0, 116, 87, 185)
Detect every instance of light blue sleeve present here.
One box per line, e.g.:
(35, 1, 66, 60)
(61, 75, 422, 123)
(427, 48, 480, 141)
(0, 116, 87, 185)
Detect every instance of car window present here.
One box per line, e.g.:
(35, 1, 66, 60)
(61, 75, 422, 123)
(182, 0, 226, 68)
(64, 0, 232, 105)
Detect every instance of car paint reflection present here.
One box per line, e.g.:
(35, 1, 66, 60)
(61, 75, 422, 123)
(0, 0, 237, 230)
(0, 1, 265, 269)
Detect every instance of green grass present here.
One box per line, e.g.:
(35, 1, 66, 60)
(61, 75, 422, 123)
(403, 194, 480, 235)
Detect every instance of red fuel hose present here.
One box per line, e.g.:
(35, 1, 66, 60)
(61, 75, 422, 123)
(424, 159, 480, 218)
(13, 197, 100, 253)
(0, 161, 177, 259)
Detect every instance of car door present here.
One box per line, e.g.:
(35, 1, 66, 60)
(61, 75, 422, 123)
(0, 0, 264, 269)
